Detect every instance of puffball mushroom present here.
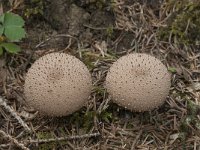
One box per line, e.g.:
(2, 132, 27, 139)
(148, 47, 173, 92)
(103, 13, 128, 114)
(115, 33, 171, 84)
(24, 53, 92, 116)
(106, 53, 171, 112)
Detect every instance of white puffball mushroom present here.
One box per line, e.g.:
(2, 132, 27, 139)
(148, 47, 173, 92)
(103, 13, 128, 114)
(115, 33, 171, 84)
(105, 53, 171, 112)
(24, 53, 92, 116)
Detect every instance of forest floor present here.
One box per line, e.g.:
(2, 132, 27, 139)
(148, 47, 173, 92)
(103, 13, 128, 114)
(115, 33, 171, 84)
(0, 0, 200, 150)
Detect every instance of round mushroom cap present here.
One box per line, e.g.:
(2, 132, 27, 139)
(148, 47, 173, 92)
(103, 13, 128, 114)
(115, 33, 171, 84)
(105, 53, 171, 112)
(24, 53, 92, 116)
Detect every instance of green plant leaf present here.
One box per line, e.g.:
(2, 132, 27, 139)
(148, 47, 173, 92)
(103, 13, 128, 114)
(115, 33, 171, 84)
(4, 12, 24, 26)
(3, 12, 25, 41)
(1, 43, 21, 53)
(0, 46, 3, 55)
(4, 27, 26, 41)
(0, 14, 4, 35)
(0, 25, 4, 35)
(0, 14, 4, 23)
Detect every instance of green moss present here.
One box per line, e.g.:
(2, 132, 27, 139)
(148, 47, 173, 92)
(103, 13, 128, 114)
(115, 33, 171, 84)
(36, 131, 57, 150)
(126, 123, 134, 129)
(158, 0, 200, 45)
(69, 108, 113, 132)
(179, 99, 200, 145)
(187, 100, 198, 116)
(106, 25, 114, 38)
(99, 110, 112, 123)
(24, 0, 45, 18)
(69, 110, 95, 132)
(93, 86, 106, 95)
(168, 67, 177, 73)
(178, 132, 187, 150)
(81, 50, 117, 70)
(81, 51, 99, 70)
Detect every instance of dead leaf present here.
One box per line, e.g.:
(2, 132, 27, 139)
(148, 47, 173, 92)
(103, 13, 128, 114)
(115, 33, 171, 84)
(181, 66, 192, 82)
(192, 82, 200, 91)
(169, 133, 179, 144)
(94, 41, 108, 57)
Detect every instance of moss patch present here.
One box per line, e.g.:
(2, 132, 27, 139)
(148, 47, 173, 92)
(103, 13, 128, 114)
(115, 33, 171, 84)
(158, 0, 200, 45)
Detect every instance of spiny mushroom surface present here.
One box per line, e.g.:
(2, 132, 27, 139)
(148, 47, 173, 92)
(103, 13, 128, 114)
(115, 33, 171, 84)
(24, 53, 92, 116)
(106, 53, 171, 112)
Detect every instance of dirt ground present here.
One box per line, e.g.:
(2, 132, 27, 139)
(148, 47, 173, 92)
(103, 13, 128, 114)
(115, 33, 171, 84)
(0, 0, 200, 150)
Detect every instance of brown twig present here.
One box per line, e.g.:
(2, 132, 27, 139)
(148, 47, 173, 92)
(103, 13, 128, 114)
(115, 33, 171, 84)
(24, 132, 101, 144)
(0, 130, 30, 150)
(131, 130, 143, 150)
(0, 97, 31, 132)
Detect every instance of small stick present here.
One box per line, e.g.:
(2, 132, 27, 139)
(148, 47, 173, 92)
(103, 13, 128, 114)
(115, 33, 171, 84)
(35, 34, 78, 49)
(24, 132, 101, 144)
(0, 130, 30, 150)
(0, 144, 10, 148)
(0, 97, 31, 132)
(131, 130, 143, 150)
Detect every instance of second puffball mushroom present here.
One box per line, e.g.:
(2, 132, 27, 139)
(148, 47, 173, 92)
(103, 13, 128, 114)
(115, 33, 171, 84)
(106, 53, 171, 112)
(24, 53, 92, 116)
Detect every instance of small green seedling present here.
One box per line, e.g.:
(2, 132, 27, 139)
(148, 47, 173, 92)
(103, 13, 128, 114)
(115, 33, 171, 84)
(0, 12, 26, 55)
